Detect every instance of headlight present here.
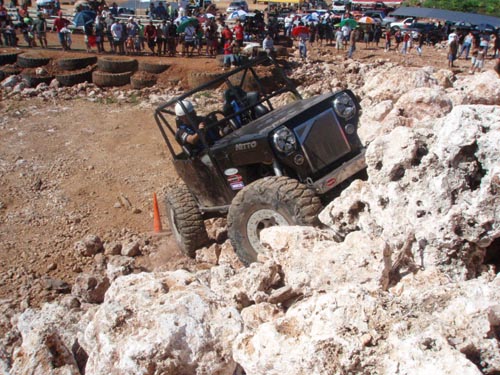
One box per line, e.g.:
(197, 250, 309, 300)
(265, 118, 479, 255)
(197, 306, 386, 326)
(333, 92, 357, 120)
(272, 127, 297, 154)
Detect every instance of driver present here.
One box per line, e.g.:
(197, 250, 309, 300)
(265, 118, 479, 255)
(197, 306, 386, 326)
(174, 100, 206, 154)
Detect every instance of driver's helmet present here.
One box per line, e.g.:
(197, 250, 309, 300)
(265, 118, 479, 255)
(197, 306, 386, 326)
(175, 100, 194, 116)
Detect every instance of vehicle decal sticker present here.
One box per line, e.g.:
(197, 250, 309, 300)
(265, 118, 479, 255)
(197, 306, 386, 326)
(224, 168, 239, 176)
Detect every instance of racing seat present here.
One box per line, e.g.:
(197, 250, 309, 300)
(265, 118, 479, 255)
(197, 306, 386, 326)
(222, 87, 269, 129)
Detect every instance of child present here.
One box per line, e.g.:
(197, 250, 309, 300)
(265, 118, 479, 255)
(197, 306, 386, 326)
(470, 46, 485, 74)
(223, 39, 233, 70)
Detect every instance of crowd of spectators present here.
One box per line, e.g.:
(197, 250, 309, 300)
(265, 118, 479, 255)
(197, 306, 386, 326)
(1, 0, 499, 74)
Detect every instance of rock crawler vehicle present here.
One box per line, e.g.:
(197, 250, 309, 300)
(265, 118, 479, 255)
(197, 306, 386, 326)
(154, 56, 367, 265)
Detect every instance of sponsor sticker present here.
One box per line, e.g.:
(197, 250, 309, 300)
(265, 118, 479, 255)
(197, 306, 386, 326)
(326, 177, 337, 187)
(227, 174, 243, 183)
(224, 168, 238, 176)
(230, 181, 245, 190)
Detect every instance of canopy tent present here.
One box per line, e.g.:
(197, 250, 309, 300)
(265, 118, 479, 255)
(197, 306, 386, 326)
(391, 7, 500, 28)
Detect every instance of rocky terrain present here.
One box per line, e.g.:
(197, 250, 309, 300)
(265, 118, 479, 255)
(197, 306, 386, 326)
(1, 43, 499, 374)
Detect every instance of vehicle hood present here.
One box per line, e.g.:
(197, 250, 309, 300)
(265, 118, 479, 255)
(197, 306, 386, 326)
(211, 93, 333, 151)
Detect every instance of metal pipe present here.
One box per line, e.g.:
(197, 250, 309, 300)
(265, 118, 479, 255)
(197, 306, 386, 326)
(273, 160, 283, 176)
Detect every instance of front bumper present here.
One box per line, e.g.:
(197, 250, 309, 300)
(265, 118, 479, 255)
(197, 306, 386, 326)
(311, 149, 367, 195)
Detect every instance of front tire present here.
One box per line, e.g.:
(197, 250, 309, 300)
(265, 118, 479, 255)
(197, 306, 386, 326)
(164, 183, 209, 258)
(227, 176, 323, 266)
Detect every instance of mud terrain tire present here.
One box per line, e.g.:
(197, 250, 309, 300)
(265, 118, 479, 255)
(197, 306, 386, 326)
(164, 183, 209, 257)
(56, 70, 93, 86)
(57, 56, 97, 71)
(227, 176, 323, 265)
(21, 72, 54, 87)
(0, 52, 20, 66)
(130, 73, 157, 89)
(17, 53, 51, 68)
(0, 64, 22, 76)
(97, 56, 138, 73)
(92, 71, 132, 87)
(138, 61, 170, 74)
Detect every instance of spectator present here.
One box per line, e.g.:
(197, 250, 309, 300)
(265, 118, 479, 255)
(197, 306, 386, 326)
(347, 28, 357, 59)
(144, 20, 157, 55)
(262, 33, 274, 57)
(233, 19, 244, 47)
(222, 38, 233, 70)
(470, 46, 485, 74)
(157, 19, 168, 55)
(110, 18, 123, 54)
(459, 31, 473, 59)
(33, 13, 48, 48)
(104, 14, 114, 53)
(204, 17, 217, 57)
(166, 20, 177, 56)
(384, 28, 391, 52)
(52, 12, 71, 50)
(335, 27, 343, 50)
(156, 2, 167, 19)
(182, 21, 196, 57)
(296, 22, 309, 59)
(448, 34, 458, 68)
(94, 16, 105, 53)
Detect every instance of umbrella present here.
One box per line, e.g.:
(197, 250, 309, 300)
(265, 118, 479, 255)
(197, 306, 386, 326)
(73, 10, 96, 27)
(36, 0, 54, 5)
(228, 9, 248, 19)
(291, 25, 310, 37)
(301, 14, 319, 23)
(339, 18, 357, 28)
(174, 15, 189, 24)
(358, 16, 374, 24)
(176, 17, 199, 33)
(197, 13, 215, 23)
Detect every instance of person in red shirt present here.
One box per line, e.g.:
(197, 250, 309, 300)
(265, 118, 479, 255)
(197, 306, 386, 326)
(52, 12, 71, 50)
(220, 25, 233, 50)
(144, 20, 157, 55)
(233, 19, 244, 47)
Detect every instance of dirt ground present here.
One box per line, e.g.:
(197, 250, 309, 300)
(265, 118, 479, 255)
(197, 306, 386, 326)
(1, 2, 498, 315)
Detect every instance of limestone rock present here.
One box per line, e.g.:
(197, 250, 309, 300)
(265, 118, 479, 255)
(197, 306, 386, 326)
(71, 274, 110, 304)
(9, 303, 89, 375)
(80, 271, 243, 375)
(74, 235, 103, 257)
(120, 240, 141, 257)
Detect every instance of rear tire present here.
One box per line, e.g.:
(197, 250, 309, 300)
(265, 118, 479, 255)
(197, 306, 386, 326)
(227, 176, 323, 266)
(164, 183, 209, 258)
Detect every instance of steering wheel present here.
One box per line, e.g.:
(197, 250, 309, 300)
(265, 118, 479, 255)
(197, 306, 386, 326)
(205, 110, 239, 134)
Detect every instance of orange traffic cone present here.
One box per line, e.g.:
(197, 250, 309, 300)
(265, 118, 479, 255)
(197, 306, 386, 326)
(153, 192, 162, 233)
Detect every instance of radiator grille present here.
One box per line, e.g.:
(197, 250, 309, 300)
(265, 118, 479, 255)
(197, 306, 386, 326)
(294, 109, 351, 173)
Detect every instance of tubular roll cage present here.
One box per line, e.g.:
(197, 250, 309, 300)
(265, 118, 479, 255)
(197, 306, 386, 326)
(153, 56, 302, 157)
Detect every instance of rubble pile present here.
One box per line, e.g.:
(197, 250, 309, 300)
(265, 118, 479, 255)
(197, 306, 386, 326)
(0, 60, 499, 375)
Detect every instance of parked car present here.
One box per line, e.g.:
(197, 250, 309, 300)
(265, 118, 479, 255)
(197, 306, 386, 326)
(226, 0, 249, 13)
(381, 14, 398, 27)
(390, 17, 415, 30)
(332, 0, 346, 12)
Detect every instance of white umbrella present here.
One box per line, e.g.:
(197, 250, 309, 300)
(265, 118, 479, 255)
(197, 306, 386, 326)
(228, 10, 248, 19)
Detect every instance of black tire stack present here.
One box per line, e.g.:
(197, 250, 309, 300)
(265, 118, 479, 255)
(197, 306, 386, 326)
(17, 52, 54, 87)
(92, 56, 137, 87)
(55, 56, 97, 87)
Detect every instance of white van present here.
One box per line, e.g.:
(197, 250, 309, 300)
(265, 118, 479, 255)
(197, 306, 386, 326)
(332, 0, 346, 12)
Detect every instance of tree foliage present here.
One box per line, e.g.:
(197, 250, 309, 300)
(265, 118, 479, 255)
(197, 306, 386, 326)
(403, 0, 500, 17)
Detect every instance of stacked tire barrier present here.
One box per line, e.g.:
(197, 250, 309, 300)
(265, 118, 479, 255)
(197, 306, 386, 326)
(55, 56, 97, 87)
(92, 56, 137, 87)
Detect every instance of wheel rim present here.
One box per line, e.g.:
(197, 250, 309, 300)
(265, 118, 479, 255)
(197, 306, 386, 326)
(246, 209, 289, 254)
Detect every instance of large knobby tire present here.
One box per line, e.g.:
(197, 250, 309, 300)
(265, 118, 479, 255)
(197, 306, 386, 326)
(164, 183, 209, 258)
(21, 72, 54, 87)
(17, 53, 51, 68)
(92, 71, 132, 87)
(97, 56, 138, 73)
(138, 61, 170, 74)
(227, 176, 323, 266)
(0, 51, 21, 66)
(56, 70, 93, 86)
(57, 56, 97, 71)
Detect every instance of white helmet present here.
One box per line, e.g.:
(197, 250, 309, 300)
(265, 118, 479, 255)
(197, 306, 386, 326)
(175, 100, 194, 116)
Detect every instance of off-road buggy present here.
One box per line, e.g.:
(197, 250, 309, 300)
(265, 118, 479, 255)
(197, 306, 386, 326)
(154, 56, 366, 265)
